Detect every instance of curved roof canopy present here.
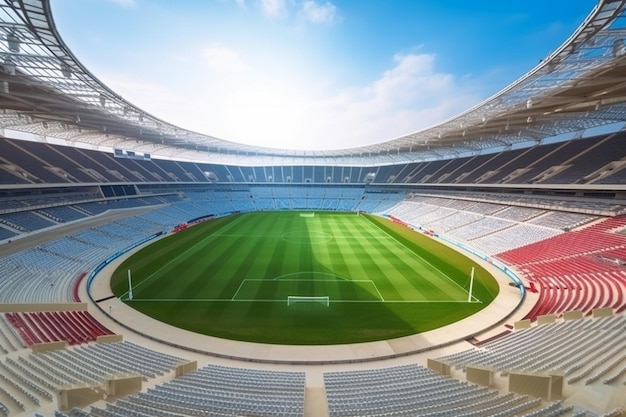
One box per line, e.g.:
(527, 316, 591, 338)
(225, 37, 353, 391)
(0, 0, 625, 165)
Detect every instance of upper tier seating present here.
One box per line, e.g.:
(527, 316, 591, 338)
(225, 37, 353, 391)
(0, 211, 56, 232)
(2, 131, 626, 185)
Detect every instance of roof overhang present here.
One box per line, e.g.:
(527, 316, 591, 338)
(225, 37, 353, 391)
(0, 0, 625, 165)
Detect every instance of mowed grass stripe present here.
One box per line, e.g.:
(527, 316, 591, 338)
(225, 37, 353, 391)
(139, 219, 265, 299)
(369, 236, 460, 301)
(335, 214, 372, 280)
(112, 211, 500, 345)
(312, 216, 343, 300)
(363, 215, 470, 300)
(178, 229, 261, 299)
(218, 214, 283, 300)
(306, 214, 355, 300)
(126, 212, 468, 303)
(334, 214, 394, 301)
(129, 214, 280, 300)
(216, 214, 287, 299)
(329, 214, 458, 302)
(347, 216, 409, 300)
(297, 222, 314, 296)
(215, 214, 284, 324)
(125, 217, 238, 298)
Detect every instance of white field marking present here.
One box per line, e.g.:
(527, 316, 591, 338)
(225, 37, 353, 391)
(211, 234, 288, 238)
(123, 224, 240, 299)
(214, 233, 395, 240)
(230, 277, 386, 302)
(231, 280, 248, 301)
(370, 280, 385, 302)
(122, 236, 211, 297)
(272, 271, 348, 280)
(271, 279, 376, 283)
(208, 215, 251, 237)
(128, 298, 481, 303)
(280, 232, 333, 244)
(363, 216, 481, 303)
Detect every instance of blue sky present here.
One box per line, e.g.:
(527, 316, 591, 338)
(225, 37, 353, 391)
(50, 0, 595, 150)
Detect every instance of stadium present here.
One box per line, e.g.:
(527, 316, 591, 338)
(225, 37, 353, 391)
(0, 0, 625, 416)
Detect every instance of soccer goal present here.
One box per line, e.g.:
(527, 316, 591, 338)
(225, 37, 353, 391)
(300, 212, 315, 218)
(287, 295, 329, 307)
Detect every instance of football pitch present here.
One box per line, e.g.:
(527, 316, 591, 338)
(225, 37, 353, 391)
(111, 212, 499, 345)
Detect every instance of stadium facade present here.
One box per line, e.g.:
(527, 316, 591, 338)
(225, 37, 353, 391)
(0, 0, 625, 416)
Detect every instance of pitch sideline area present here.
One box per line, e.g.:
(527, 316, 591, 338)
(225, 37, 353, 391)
(89, 251, 526, 364)
(108, 211, 500, 345)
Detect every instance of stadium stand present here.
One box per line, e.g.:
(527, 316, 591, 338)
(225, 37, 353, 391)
(3, 311, 112, 346)
(438, 314, 626, 384)
(41, 364, 304, 417)
(0, 0, 626, 416)
(1, 129, 626, 187)
(323, 362, 623, 417)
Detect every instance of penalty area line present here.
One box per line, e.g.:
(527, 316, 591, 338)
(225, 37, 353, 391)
(231, 280, 247, 301)
(371, 281, 385, 302)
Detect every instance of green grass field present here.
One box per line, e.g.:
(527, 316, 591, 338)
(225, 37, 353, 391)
(111, 212, 499, 345)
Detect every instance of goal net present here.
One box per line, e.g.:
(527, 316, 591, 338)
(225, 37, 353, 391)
(287, 295, 329, 307)
(300, 212, 315, 218)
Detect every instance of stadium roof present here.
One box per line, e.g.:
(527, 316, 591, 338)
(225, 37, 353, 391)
(0, 0, 625, 165)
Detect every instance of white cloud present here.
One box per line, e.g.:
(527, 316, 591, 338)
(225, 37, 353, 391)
(233, 0, 247, 9)
(101, 49, 480, 151)
(299, 1, 339, 25)
(202, 44, 247, 75)
(95, 72, 194, 130)
(249, 0, 339, 25)
(371, 54, 454, 108)
(106, 0, 137, 8)
(258, 0, 289, 18)
(203, 52, 479, 149)
(309, 53, 479, 148)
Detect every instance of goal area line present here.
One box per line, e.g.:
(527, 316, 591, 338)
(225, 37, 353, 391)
(288, 295, 329, 307)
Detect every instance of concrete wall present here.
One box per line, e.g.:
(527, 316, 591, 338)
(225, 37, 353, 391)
(96, 334, 123, 343)
(509, 372, 563, 401)
(32, 341, 67, 353)
(176, 361, 198, 377)
(426, 358, 451, 375)
(466, 366, 494, 387)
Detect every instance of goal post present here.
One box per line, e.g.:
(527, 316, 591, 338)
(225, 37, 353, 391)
(127, 269, 133, 301)
(467, 267, 475, 303)
(287, 295, 329, 307)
